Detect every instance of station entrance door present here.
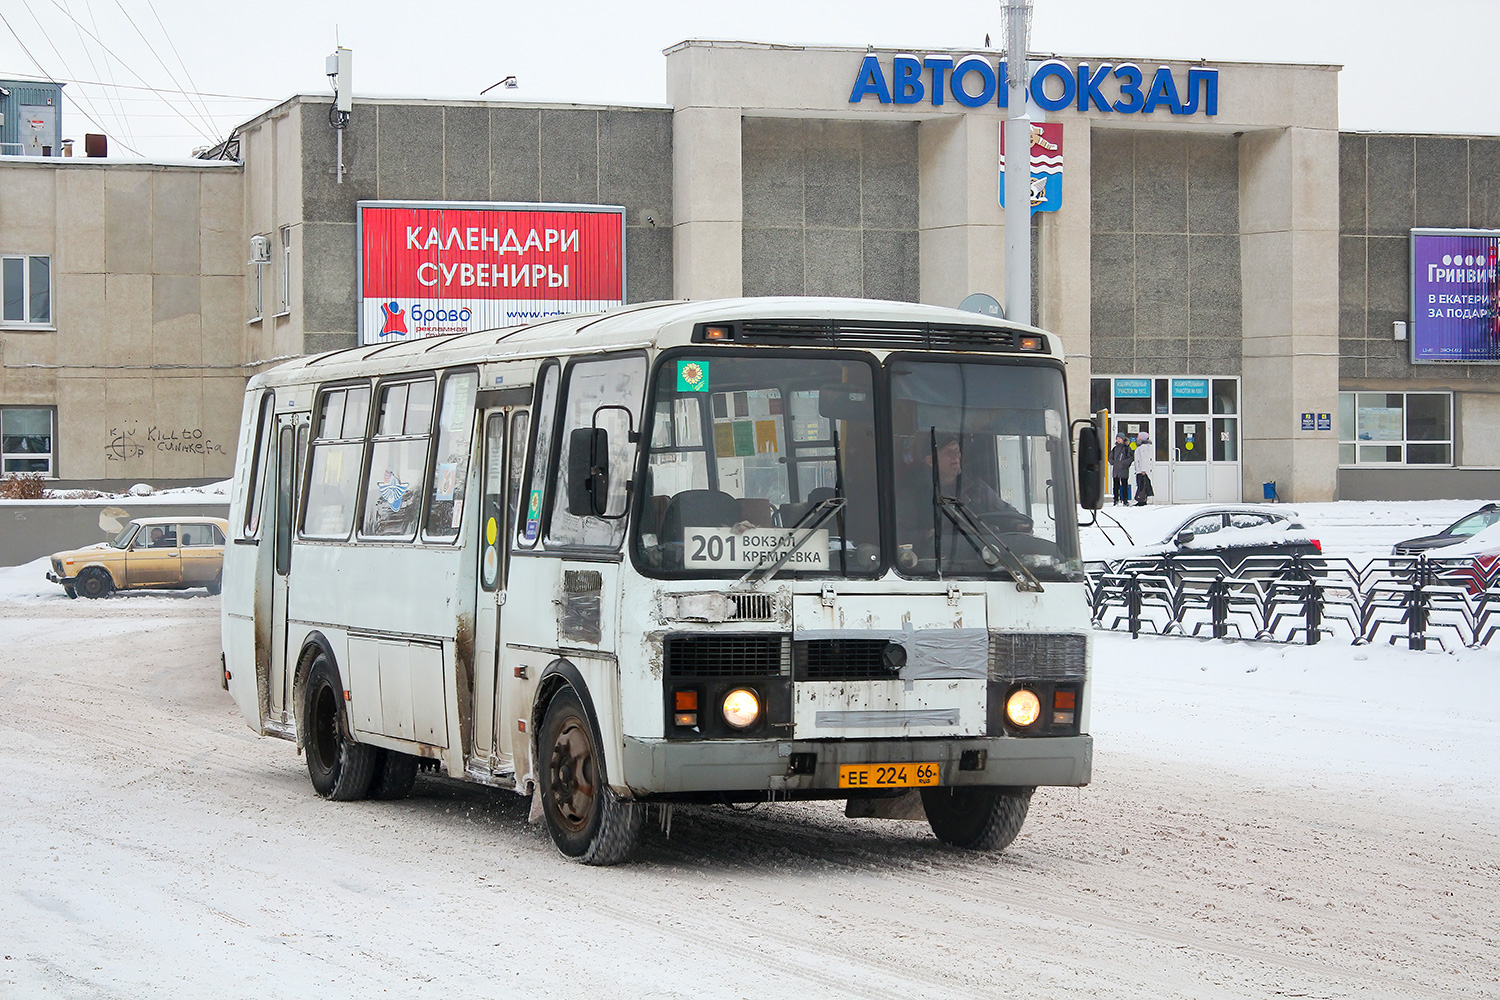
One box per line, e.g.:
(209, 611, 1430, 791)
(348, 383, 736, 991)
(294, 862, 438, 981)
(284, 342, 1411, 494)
(1091, 376, 1242, 504)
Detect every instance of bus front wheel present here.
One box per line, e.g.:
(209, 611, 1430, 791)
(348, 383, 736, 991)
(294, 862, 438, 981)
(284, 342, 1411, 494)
(538, 686, 642, 865)
(920, 786, 1033, 851)
(303, 655, 378, 801)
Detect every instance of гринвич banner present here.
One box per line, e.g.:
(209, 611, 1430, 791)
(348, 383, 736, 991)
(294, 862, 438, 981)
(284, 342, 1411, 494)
(357, 201, 625, 344)
(1410, 228, 1500, 363)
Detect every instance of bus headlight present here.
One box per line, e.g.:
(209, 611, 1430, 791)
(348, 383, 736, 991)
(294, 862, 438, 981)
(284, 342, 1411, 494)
(721, 688, 761, 730)
(1005, 688, 1041, 728)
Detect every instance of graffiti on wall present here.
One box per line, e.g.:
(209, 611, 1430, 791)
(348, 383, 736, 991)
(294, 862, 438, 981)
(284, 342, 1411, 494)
(105, 424, 228, 462)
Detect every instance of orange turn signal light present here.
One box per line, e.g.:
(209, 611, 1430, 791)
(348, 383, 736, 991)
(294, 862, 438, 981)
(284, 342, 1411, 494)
(675, 690, 698, 711)
(1053, 690, 1076, 711)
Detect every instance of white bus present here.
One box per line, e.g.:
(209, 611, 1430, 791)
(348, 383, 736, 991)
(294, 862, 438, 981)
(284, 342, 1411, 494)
(223, 297, 1103, 864)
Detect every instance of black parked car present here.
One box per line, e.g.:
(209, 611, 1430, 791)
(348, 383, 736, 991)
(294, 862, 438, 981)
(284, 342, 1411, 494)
(1392, 503, 1500, 555)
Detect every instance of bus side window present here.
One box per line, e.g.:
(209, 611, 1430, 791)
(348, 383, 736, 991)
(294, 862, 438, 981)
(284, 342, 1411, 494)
(242, 391, 275, 538)
(362, 377, 436, 540)
(517, 363, 559, 548)
(547, 353, 647, 550)
(424, 370, 478, 539)
(302, 384, 368, 540)
(506, 410, 529, 564)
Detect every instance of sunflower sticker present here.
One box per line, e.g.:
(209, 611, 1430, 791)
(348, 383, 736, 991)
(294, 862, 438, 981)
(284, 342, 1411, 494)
(676, 360, 709, 392)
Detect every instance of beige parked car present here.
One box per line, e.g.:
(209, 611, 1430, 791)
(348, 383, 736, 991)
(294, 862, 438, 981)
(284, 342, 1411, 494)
(46, 516, 229, 599)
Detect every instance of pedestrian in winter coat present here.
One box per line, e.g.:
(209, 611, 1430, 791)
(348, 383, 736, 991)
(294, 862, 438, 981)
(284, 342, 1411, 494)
(1109, 434, 1134, 505)
(1133, 432, 1155, 506)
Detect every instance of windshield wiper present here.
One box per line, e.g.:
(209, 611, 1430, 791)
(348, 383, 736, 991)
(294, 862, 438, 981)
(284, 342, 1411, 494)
(935, 494, 1045, 593)
(737, 497, 847, 586)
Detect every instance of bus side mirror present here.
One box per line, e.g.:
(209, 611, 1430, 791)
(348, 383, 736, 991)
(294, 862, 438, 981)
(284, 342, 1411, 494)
(1076, 424, 1104, 511)
(567, 427, 609, 517)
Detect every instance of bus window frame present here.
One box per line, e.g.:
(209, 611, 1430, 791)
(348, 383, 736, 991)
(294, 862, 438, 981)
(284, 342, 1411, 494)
(629, 345, 887, 581)
(298, 378, 373, 542)
(515, 360, 562, 550)
(241, 389, 276, 540)
(881, 352, 1076, 582)
(419, 367, 481, 545)
(357, 371, 440, 544)
(544, 350, 650, 554)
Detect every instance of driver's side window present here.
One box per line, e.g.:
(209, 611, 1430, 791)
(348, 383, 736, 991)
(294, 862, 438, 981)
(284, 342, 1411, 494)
(1182, 514, 1224, 536)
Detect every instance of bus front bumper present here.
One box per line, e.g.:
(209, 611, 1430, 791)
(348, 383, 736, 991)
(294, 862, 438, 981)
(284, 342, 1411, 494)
(620, 734, 1091, 796)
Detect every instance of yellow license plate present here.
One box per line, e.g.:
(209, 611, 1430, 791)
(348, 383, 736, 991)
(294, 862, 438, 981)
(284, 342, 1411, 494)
(838, 762, 940, 789)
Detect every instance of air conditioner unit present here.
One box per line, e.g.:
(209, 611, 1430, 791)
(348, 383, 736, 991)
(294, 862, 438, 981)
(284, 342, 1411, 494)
(248, 234, 272, 264)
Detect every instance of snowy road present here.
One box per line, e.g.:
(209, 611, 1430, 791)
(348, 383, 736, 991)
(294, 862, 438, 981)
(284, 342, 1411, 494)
(2, 591, 1496, 999)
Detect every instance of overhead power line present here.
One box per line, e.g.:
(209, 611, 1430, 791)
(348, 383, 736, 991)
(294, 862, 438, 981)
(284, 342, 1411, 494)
(46, 0, 216, 144)
(0, 7, 142, 154)
(0, 72, 270, 101)
(112, 0, 215, 138)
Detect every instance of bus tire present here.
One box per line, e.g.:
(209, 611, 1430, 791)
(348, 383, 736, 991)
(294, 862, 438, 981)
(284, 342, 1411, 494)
(920, 785, 1033, 852)
(77, 568, 113, 599)
(303, 655, 378, 801)
(538, 686, 642, 865)
(367, 749, 419, 800)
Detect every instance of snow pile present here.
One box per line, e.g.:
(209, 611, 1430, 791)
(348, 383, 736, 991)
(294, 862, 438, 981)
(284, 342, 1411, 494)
(1092, 628, 1499, 814)
(1179, 520, 1314, 550)
(6, 479, 231, 505)
(0, 557, 64, 602)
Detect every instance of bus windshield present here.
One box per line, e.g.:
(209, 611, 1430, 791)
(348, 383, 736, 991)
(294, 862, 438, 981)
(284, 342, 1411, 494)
(635, 353, 881, 576)
(890, 359, 1081, 581)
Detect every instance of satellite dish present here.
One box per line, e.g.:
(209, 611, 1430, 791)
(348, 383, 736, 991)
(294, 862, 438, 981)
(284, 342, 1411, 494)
(959, 293, 1004, 318)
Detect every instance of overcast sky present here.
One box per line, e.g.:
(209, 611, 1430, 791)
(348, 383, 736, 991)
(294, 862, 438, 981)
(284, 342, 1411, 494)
(2, 1, 1497, 159)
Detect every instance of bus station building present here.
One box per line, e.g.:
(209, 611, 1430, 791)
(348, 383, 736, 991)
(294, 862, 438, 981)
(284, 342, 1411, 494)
(1, 43, 1498, 501)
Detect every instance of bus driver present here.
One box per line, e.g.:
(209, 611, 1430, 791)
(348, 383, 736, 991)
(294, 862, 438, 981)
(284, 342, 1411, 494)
(896, 431, 1031, 570)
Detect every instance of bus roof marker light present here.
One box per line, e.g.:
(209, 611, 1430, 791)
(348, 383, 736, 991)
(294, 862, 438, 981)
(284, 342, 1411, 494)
(1017, 335, 1044, 351)
(702, 325, 733, 341)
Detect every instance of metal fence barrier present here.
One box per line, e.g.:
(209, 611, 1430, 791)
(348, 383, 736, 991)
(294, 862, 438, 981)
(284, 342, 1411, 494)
(1086, 552, 1500, 650)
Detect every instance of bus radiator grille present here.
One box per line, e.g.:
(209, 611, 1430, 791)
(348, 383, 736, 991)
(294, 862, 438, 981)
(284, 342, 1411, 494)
(663, 634, 791, 678)
(988, 633, 1086, 682)
(795, 639, 901, 682)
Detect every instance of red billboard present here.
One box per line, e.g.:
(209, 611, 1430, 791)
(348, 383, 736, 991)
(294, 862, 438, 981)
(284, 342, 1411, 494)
(357, 201, 625, 343)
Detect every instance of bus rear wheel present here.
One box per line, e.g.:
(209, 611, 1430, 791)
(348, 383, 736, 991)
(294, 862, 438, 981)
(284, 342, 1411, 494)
(920, 786, 1033, 851)
(303, 655, 378, 801)
(538, 686, 642, 865)
(367, 749, 419, 800)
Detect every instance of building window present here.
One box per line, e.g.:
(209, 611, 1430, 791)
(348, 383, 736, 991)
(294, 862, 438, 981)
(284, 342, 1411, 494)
(1338, 391, 1453, 466)
(278, 225, 292, 315)
(2, 255, 51, 327)
(1, 407, 55, 475)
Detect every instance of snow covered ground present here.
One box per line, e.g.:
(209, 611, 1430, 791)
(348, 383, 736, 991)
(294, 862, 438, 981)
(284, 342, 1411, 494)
(1, 500, 1497, 997)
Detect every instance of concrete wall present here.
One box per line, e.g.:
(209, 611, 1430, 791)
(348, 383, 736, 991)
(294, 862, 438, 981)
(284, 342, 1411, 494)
(1337, 133, 1500, 482)
(740, 117, 919, 300)
(258, 98, 675, 353)
(1090, 131, 1242, 377)
(0, 499, 229, 566)
(0, 159, 246, 486)
(1339, 133, 1500, 382)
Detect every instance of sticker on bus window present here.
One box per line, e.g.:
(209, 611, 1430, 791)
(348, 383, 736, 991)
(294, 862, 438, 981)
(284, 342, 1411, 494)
(684, 527, 828, 570)
(676, 360, 709, 392)
(523, 488, 543, 541)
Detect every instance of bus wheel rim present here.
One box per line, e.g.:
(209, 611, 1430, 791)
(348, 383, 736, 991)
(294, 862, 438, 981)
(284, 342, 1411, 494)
(548, 716, 596, 832)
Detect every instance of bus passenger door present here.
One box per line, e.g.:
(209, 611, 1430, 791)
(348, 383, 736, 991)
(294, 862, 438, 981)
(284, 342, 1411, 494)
(472, 407, 527, 774)
(268, 414, 303, 726)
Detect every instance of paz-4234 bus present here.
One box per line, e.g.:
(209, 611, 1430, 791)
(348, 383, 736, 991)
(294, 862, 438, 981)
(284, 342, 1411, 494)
(222, 297, 1104, 865)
